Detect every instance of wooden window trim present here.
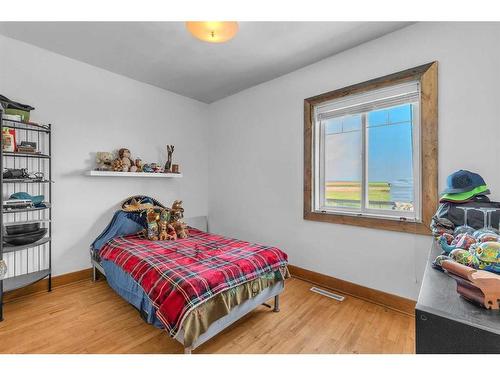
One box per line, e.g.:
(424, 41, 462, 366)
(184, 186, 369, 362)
(303, 62, 438, 235)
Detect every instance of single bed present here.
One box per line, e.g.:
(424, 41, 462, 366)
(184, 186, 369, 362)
(90, 213, 288, 354)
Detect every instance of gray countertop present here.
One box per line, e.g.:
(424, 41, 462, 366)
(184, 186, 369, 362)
(416, 240, 500, 335)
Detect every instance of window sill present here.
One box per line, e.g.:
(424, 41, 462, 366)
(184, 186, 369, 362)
(304, 210, 431, 235)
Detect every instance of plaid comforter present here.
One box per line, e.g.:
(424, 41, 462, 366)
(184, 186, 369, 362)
(99, 228, 288, 337)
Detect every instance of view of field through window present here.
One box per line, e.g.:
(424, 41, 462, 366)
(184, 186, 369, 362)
(324, 103, 415, 212)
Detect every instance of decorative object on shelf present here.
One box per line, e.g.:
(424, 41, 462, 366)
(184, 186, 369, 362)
(165, 145, 174, 173)
(96, 152, 114, 171)
(142, 163, 153, 173)
(0, 260, 6, 280)
(2, 127, 16, 152)
(118, 148, 134, 172)
(111, 158, 124, 172)
(16, 141, 37, 153)
(87, 170, 182, 178)
(172, 164, 180, 174)
(135, 158, 143, 172)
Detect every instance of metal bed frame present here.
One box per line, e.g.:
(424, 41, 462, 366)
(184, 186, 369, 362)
(89, 233, 283, 354)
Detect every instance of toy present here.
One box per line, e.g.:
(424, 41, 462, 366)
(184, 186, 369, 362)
(435, 239, 500, 274)
(143, 164, 154, 173)
(146, 209, 160, 240)
(158, 221, 177, 240)
(438, 233, 477, 254)
(135, 158, 143, 172)
(171, 200, 185, 221)
(169, 200, 188, 238)
(165, 145, 174, 172)
(118, 148, 134, 172)
(171, 220, 189, 239)
(96, 152, 114, 171)
(111, 158, 124, 172)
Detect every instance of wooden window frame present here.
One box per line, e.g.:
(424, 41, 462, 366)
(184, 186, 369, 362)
(304, 62, 438, 235)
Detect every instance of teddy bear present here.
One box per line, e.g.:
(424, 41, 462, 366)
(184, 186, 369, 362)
(134, 158, 143, 172)
(118, 148, 134, 172)
(111, 158, 124, 172)
(96, 152, 114, 171)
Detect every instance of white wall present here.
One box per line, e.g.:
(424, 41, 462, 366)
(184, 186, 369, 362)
(207, 22, 500, 299)
(0, 35, 209, 276)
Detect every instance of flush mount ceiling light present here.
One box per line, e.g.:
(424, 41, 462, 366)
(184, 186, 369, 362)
(186, 21, 238, 43)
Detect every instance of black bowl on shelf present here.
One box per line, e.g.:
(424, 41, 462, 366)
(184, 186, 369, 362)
(3, 228, 47, 246)
(5, 222, 40, 235)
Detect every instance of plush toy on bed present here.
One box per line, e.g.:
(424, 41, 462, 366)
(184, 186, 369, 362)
(146, 209, 160, 241)
(159, 221, 177, 241)
(169, 200, 189, 239)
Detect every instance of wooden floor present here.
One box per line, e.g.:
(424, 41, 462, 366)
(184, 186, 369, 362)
(0, 277, 415, 354)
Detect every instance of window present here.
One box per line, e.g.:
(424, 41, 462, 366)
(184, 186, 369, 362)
(304, 63, 438, 234)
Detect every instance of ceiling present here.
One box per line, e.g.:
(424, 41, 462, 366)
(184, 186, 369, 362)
(0, 22, 411, 103)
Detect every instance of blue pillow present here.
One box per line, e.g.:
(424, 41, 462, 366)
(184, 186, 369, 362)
(91, 211, 146, 253)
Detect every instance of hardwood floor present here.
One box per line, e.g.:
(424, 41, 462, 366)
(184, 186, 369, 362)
(0, 277, 415, 354)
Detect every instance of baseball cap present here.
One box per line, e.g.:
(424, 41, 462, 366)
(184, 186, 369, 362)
(441, 170, 486, 194)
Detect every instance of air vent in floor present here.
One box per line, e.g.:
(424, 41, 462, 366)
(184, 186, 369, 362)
(310, 286, 345, 301)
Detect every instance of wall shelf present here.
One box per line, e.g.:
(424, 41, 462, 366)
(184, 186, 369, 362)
(86, 170, 182, 178)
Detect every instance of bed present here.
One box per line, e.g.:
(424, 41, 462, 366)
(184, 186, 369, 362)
(90, 213, 289, 354)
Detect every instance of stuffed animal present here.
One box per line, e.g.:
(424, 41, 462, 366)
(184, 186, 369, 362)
(169, 200, 188, 238)
(171, 200, 185, 221)
(119, 148, 134, 172)
(96, 152, 114, 171)
(145, 209, 160, 240)
(135, 158, 143, 172)
(158, 221, 169, 240)
(171, 220, 189, 239)
(111, 158, 124, 172)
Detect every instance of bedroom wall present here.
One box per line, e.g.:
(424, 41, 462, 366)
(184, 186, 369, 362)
(207, 22, 500, 299)
(0, 34, 209, 276)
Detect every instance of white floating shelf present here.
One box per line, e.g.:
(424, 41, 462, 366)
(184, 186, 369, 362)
(86, 170, 182, 178)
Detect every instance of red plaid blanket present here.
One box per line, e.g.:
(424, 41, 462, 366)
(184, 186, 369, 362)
(99, 228, 288, 337)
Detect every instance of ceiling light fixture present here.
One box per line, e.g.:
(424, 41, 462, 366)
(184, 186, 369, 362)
(186, 21, 238, 43)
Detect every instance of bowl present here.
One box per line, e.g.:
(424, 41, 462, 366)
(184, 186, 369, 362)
(3, 228, 47, 246)
(5, 222, 40, 235)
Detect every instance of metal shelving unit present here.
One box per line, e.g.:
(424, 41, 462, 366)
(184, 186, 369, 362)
(0, 109, 52, 321)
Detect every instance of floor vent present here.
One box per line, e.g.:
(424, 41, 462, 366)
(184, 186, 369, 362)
(310, 286, 345, 302)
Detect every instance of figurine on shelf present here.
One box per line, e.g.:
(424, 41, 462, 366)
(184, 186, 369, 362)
(118, 148, 134, 172)
(135, 158, 143, 172)
(111, 158, 124, 172)
(164, 145, 174, 173)
(96, 152, 114, 171)
(142, 163, 154, 173)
